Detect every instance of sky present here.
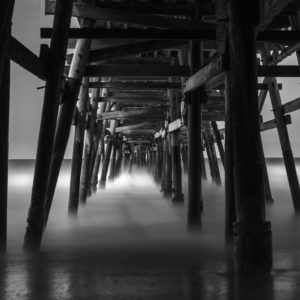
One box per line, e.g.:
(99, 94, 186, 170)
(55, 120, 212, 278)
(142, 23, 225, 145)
(9, 0, 300, 158)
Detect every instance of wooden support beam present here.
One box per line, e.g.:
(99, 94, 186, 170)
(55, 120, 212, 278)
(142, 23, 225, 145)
(99, 112, 118, 188)
(88, 99, 108, 192)
(122, 129, 155, 135)
(262, 45, 300, 211)
(82, 40, 186, 63)
(42, 28, 216, 40)
(98, 96, 169, 104)
(83, 2, 204, 15)
(185, 56, 224, 93)
(24, 0, 74, 252)
(0, 0, 14, 252)
(68, 64, 190, 77)
(108, 140, 118, 181)
(0, 56, 10, 252)
(168, 118, 183, 133)
(45, 1, 205, 29)
(258, 65, 300, 77)
(211, 121, 225, 167)
(116, 122, 151, 133)
(261, 115, 291, 131)
(98, 109, 155, 120)
(187, 40, 204, 227)
(68, 78, 89, 214)
(91, 118, 107, 192)
(43, 27, 300, 43)
(8, 36, 46, 80)
(227, 0, 272, 274)
(89, 81, 182, 90)
(283, 97, 300, 114)
(169, 76, 184, 203)
(79, 79, 100, 204)
(44, 19, 94, 225)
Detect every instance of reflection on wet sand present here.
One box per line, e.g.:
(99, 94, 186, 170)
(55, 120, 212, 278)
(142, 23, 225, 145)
(1, 160, 300, 299)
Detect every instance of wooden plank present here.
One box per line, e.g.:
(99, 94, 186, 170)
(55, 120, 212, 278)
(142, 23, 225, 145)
(98, 96, 168, 104)
(260, 114, 291, 131)
(258, 65, 300, 77)
(122, 129, 155, 135)
(88, 1, 209, 15)
(45, 1, 205, 29)
(168, 118, 183, 133)
(8, 36, 46, 80)
(74, 64, 190, 77)
(116, 122, 151, 133)
(283, 97, 300, 114)
(68, 40, 186, 61)
(98, 109, 158, 120)
(89, 81, 182, 90)
(41, 28, 216, 40)
(185, 57, 224, 93)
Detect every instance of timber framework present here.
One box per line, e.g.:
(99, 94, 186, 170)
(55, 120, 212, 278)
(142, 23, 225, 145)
(1, 0, 300, 275)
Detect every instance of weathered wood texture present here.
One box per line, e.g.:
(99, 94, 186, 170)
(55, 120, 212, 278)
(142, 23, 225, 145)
(187, 41, 203, 227)
(169, 77, 183, 203)
(261, 46, 300, 210)
(0, 0, 14, 252)
(8, 36, 46, 80)
(45, 1, 205, 29)
(24, 0, 74, 251)
(67, 64, 190, 77)
(44, 19, 94, 224)
(79, 82, 100, 204)
(227, 0, 271, 274)
(68, 78, 89, 214)
(89, 81, 182, 90)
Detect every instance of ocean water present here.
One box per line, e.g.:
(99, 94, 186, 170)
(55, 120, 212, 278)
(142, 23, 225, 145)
(1, 159, 300, 299)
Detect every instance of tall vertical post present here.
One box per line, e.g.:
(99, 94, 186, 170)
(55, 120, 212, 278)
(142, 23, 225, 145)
(108, 138, 118, 181)
(44, 19, 94, 223)
(0, 0, 14, 252)
(99, 113, 118, 188)
(200, 148, 207, 180)
(227, 0, 272, 273)
(79, 80, 99, 203)
(91, 114, 108, 192)
(68, 78, 89, 214)
(162, 131, 172, 198)
(0, 57, 10, 252)
(187, 41, 203, 227)
(224, 72, 236, 244)
(169, 73, 184, 203)
(211, 121, 225, 167)
(261, 46, 300, 209)
(24, 0, 74, 251)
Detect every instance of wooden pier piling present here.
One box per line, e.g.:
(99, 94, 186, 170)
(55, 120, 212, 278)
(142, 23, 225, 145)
(227, 0, 272, 274)
(68, 78, 89, 214)
(187, 41, 203, 227)
(24, 0, 74, 251)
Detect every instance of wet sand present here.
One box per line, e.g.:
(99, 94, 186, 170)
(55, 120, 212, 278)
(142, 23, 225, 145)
(1, 160, 300, 299)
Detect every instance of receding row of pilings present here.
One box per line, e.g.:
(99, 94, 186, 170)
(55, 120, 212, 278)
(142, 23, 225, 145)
(2, 0, 300, 277)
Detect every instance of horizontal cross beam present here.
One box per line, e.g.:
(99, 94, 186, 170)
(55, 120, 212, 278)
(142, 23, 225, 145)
(42, 27, 300, 42)
(45, 1, 205, 29)
(41, 28, 216, 40)
(67, 64, 190, 77)
(98, 96, 169, 104)
(89, 81, 182, 90)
